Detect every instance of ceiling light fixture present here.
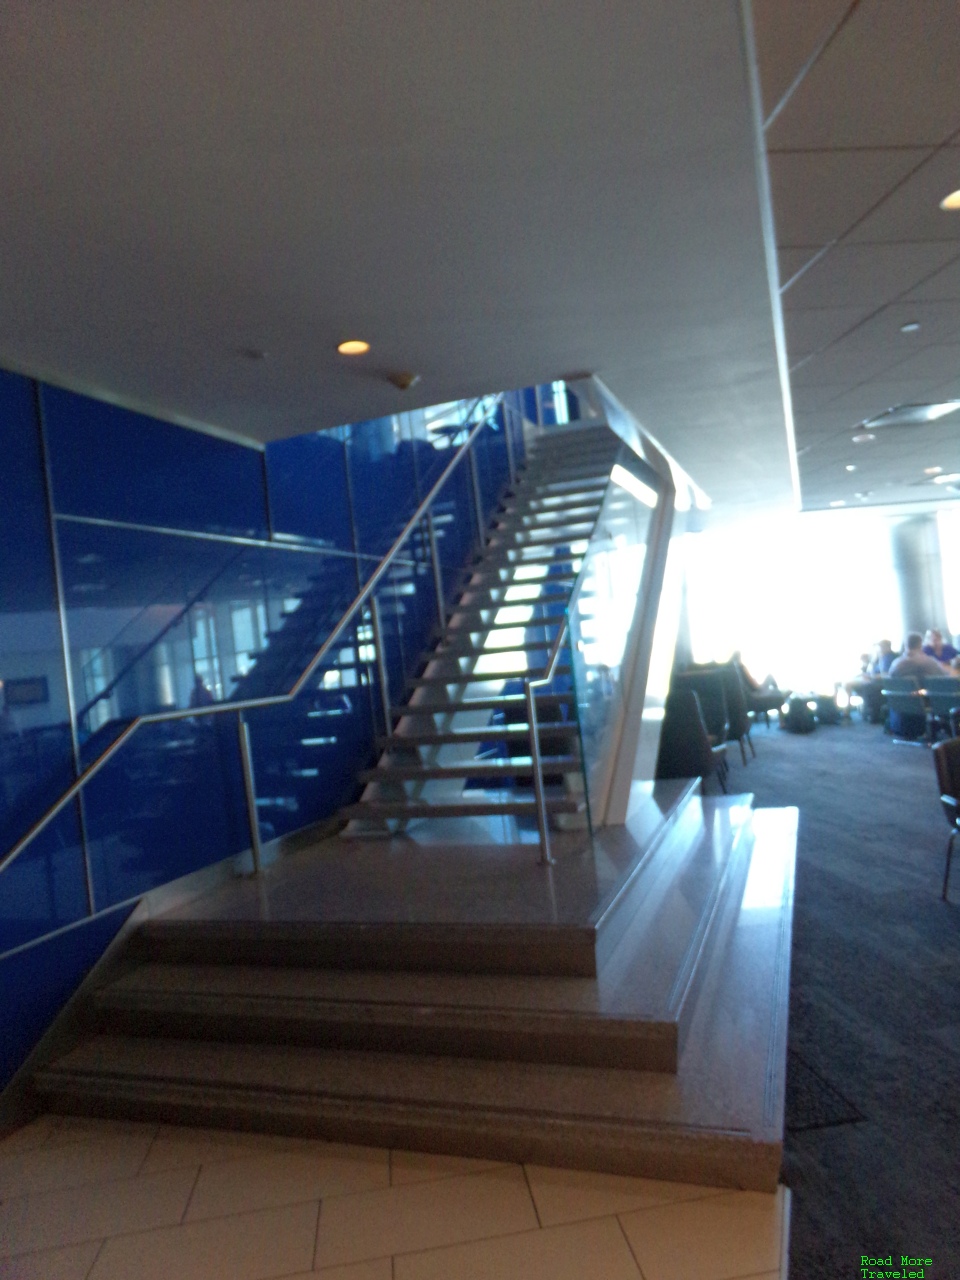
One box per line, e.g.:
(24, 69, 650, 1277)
(337, 339, 371, 355)
(900, 321, 921, 334)
(829, 500, 846, 508)
(940, 189, 960, 211)
(925, 466, 943, 475)
(845, 464, 857, 472)
(932, 472, 960, 485)
(851, 432, 876, 443)
(863, 401, 960, 428)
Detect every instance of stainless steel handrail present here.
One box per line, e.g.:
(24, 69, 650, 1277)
(0, 396, 501, 880)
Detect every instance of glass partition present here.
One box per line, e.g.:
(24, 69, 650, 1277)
(566, 448, 661, 823)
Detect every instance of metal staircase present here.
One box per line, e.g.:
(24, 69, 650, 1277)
(342, 426, 623, 835)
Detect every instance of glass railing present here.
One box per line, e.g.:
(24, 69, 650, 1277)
(566, 447, 662, 824)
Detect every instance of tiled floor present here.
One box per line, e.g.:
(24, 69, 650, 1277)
(0, 1114, 789, 1279)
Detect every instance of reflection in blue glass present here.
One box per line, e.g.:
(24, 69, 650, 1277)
(0, 904, 134, 1090)
(85, 714, 247, 909)
(56, 522, 362, 764)
(0, 369, 88, 948)
(42, 385, 269, 538)
(246, 624, 376, 841)
(347, 417, 419, 562)
(265, 429, 353, 551)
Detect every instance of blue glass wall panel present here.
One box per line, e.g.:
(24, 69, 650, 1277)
(0, 370, 89, 947)
(84, 714, 247, 909)
(42, 386, 269, 538)
(0, 904, 133, 1091)
(431, 464, 480, 608)
(246, 625, 376, 840)
(265, 429, 354, 552)
(346, 417, 419, 563)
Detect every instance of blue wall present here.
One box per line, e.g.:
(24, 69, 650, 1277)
(0, 370, 526, 1092)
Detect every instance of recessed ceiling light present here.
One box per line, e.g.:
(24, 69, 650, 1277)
(852, 432, 877, 443)
(829, 500, 846, 508)
(900, 321, 921, 334)
(845, 464, 857, 472)
(337, 339, 371, 355)
(932, 472, 960, 485)
(940, 189, 960, 211)
(855, 492, 873, 500)
(925, 466, 943, 475)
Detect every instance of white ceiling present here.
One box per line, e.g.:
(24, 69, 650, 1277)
(3, 2, 955, 517)
(0, 1, 792, 515)
(754, 0, 960, 511)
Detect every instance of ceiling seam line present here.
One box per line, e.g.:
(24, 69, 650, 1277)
(763, 0, 862, 132)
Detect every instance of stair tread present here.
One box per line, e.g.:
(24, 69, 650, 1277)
(359, 758, 580, 781)
(391, 692, 572, 712)
(342, 795, 585, 817)
(378, 726, 577, 746)
(409, 666, 571, 684)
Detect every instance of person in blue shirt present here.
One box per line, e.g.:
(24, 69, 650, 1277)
(868, 639, 896, 675)
(922, 629, 959, 664)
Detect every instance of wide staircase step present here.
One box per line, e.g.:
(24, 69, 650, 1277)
(33, 792, 796, 1190)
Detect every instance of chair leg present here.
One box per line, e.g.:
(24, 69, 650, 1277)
(739, 736, 747, 766)
(944, 829, 957, 901)
(747, 731, 756, 758)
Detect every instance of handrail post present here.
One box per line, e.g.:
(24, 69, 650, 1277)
(237, 711, 263, 876)
(425, 512, 447, 641)
(468, 446, 487, 551)
(370, 594, 393, 734)
(503, 405, 517, 487)
(525, 678, 554, 865)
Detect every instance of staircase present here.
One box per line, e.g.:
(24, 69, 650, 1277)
(26, 423, 797, 1194)
(343, 425, 623, 834)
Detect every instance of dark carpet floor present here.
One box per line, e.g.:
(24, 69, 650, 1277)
(720, 716, 960, 1279)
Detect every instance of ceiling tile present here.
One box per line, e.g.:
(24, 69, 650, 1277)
(783, 306, 870, 361)
(765, 0, 960, 149)
(768, 148, 930, 246)
(751, 0, 852, 122)
(782, 241, 959, 309)
(903, 252, 960, 300)
(880, 343, 960, 383)
(816, 378, 945, 421)
(789, 333, 915, 388)
(778, 246, 826, 288)
(846, 146, 960, 243)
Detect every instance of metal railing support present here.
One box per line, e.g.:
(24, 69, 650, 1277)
(504, 408, 517, 486)
(468, 448, 487, 549)
(369, 594, 393, 734)
(525, 678, 554, 865)
(425, 512, 447, 641)
(237, 711, 263, 876)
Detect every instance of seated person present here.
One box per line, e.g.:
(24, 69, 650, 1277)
(731, 650, 789, 719)
(922, 628, 959, 664)
(869, 639, 897, 675)
(889, 631, 950, 680)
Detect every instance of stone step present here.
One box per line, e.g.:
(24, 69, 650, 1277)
(34, 800, 796, 1189)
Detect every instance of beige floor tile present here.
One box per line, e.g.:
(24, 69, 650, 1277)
(0, 1116, 62, 1156)
(86, 1199, 318, 1280)
(186, 1144, 389, 1220)
(524, 1164, 726, 1227)
(315, 1165, 539, 1268)
(0, 1129, 156, 1198)
(0, 1239, 102, 1279)
(289, 1261, 392, 1280)
(618, 1187, 786, 1280)
(391, 1149, 508, 1186)
(395, 1215, 643, 1280)
(0, 1166, 197, 1256)
(50, 1116, 158, 1144)
(139, 1123, 323, 1174)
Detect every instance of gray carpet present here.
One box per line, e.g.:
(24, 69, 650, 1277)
(720, 716, 960, 1279)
